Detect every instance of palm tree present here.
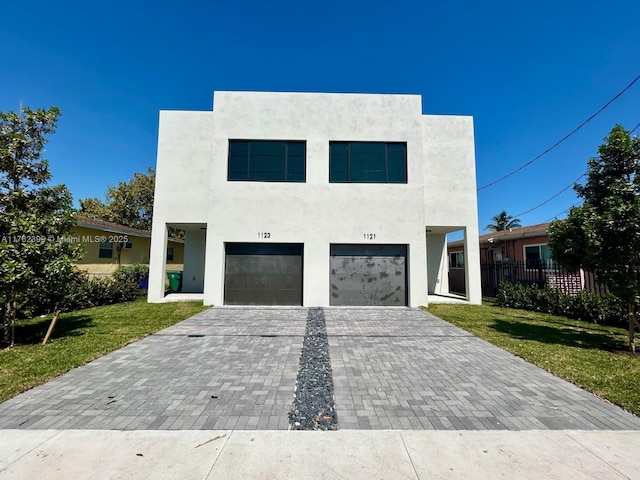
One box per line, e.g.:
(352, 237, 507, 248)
(485, 211, 521, 232)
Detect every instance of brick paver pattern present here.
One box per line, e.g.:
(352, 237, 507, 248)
(0, 308, 306, 430)
(1, 307, 639, 431)
(326, 308, 640, 430)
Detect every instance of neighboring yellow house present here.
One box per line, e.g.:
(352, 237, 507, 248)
(73, 216, 184, 276)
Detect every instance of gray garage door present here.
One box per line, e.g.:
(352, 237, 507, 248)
(330, 244, 407, 306)
(224, 243, 303, 305)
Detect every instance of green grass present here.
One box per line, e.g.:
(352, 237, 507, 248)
(425, 303, 640, 417)
(0, 298, 209, 402)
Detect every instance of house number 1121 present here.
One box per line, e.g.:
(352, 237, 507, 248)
(363, 233, 376, 240)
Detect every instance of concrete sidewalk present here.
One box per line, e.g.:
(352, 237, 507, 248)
(1, 429, 639, 479)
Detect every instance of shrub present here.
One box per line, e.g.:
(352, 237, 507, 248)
(496, 282, 626, 328)
(63, 271, 140, 312)
(113, 264, 149, 286)
(20, 268, 141, 317)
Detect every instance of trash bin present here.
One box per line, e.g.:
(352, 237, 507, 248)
(166, 270, 183, 292)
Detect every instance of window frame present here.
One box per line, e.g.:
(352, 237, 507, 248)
(98, 241, 113, 259)
(227, 140, 306, 183)
(523, 243, 555, 270)
(449, 251, 464, 269)
(329, 141, 408, 184)
(166, 247, 174, 262)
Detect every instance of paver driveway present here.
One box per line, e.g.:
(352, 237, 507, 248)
(1, 307, 639, 431)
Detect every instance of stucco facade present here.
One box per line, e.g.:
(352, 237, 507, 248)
(148, 91, 481, 306)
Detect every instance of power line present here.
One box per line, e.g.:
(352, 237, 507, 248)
(514, 173, 586, 218)
(544, 203, 580, 223)
(477, 74, 640, 191)
(513, 119, 639, 218)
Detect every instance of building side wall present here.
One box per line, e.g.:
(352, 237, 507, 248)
(153, 111, 213, 223)
(182, 231, 206, 293)
(73, 226, 184, 276)
(149, 110, 213, 301)
(423, 116, 481, 304)
(474, 233, 551, 263)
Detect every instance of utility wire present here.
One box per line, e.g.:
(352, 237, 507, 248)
(513, 119, 639, 219)
(514, 173, 586, 218)
(477, 74, 640, 191)
(544, 203, 580, 223)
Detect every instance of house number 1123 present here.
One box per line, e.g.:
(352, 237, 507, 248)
(258, 232, 271, 239)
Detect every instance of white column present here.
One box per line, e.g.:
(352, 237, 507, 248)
(147, 221, 168, 303)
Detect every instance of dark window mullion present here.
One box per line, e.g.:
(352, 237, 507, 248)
(347, 143, 351, 182)
(384, 144, 389, 182)
(247, 142, 252, 180)
(284, 142, 289, 181)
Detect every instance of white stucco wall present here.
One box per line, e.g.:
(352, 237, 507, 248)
(149, 91, 481, 306)
(427, 233, 448, 294)
(148, 111, 213, 302)
(423, 116, 482, 304)
(182, 230, 206, 293)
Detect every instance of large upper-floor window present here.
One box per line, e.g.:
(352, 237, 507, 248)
(228, 140, 306, 182)
(329, 142, 407, 183)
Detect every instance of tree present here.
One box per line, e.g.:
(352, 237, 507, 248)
(485, 211, 521, 232)
(77, 197, 109, 221)
(79, 167, 155, 231)
(0, 107, 81, 347)
(549, 125, 640, 352)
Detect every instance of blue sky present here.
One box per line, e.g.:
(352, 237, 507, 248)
(1, 0, 639, 230)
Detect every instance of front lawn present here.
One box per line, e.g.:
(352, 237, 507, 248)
(0, 298, 208, 402)
(425, 303, 640, 417)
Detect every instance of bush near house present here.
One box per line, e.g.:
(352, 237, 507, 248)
(113, 263, 149, 286)
(496, 282, 626, 328)
(18, 269, 141, 319)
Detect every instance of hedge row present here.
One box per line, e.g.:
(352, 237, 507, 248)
(19, 264, 149, 318)
(495, 282, 626, 328)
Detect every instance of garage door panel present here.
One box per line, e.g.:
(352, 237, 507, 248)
(224, 244, 303, 306)
(330, 244, 407, 306)
(225, 288, 301, 306)
(226, 255, 302, 275)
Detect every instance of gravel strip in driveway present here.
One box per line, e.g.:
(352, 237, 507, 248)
(326, 307, 640, 430)
(288, 307, 338, 430)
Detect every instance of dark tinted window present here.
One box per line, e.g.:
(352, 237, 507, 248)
(98, 242, 113, 259)
(329, 142, 407, 183)
(228, 140, 306, 182)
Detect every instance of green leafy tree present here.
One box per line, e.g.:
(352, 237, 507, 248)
(79, 168, 155, 231)
(549, 125, 640, 352)
(0, 107, 81, 347)
(77, 196, 109, 220)
(485, 211, 521, 232)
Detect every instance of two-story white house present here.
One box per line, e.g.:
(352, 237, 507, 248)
(148, 91, 481, 307)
